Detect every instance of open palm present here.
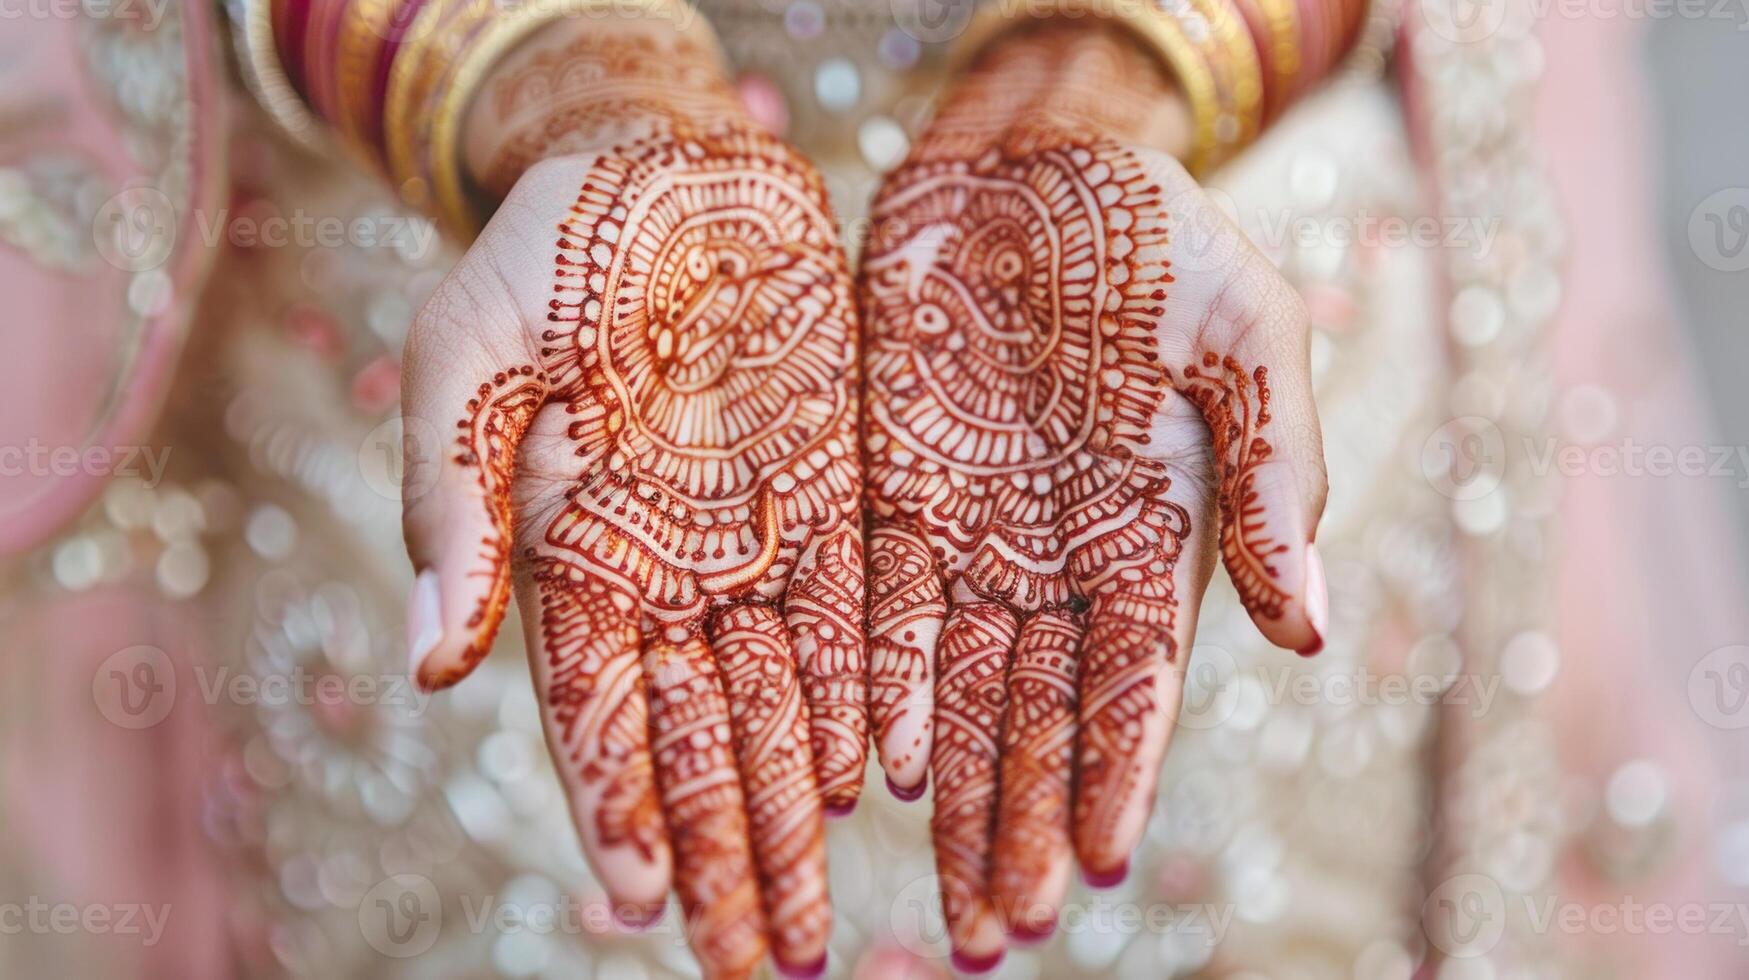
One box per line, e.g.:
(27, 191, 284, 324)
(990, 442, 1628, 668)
(861, 124, 1328, 967)
(400, 128, 864, 980)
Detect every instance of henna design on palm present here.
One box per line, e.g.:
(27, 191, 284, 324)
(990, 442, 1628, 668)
(860, 37, 1328, 958)
(863, 136, 1195, 962)
(405, 126, 863, 980)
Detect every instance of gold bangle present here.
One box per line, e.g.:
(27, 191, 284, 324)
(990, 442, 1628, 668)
(333, 0, 396, 146)
(228, 0, 329, 151)
(951, 0, 1263, 175)
(428, 0, 703, 237)
(1240, 0, 1300, 118)
(384, 0, 483, 207)
(1193, 0, 1263, 153)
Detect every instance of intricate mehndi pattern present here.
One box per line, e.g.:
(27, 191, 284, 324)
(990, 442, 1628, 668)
(930, 604, 1019, 955)
(447, 126, 861, 978)
(431, 366, 546, 690)
(1180, 352, 1289, 618)
(862, 134, 1195, 954)
(863, 141, 1187, 605)
(989, 610, 1080, 931)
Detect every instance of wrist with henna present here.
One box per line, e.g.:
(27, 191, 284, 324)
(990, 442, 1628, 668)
(461, 15, 748, 201)
(921, 20, 1194, 163)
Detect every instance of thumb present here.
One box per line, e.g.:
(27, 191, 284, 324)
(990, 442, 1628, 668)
(400, 265, 551, 691)
(1165, 224, 1329, 654)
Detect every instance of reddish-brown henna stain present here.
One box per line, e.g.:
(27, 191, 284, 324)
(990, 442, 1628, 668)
(866, 522, 945, 779)
(862, 128, 1190, 953)
(426, 366, 545, 691)
(861, 24, 1292, 955)
(532, 559, 664, 861)
(450, 99, 861, 972)
(1179, 352, 1288, 618)
(930, 604, 1018, 951)
(545, 127, 857, 976)
(989, 610, 1079, 931)
(781, 526, 869, 806)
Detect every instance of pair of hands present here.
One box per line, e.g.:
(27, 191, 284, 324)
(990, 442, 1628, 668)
(399, 20, 1327, 980)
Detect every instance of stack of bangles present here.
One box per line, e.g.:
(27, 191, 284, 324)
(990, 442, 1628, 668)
(954, 0, 1366, 174)
(229, 0, 697, 236)
(229, 0, 1367, 234)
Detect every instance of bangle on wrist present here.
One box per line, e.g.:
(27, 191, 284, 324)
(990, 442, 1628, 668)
(1234, 0, 1301, 121)
(233, 0, 706, 237)
(951, 0, 1264, 174)
(230, 0, 328, 151)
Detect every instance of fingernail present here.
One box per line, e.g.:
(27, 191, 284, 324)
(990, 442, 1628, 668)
(774, 952, 828, 980)
(1006, 917, 1056, 946)
(407, 568, 443, 676)
(950, 948, 1005, 975)
(825, 799, 858, 819)
(887, 773, 927, 802)
(1297, 543, 1328, 657)
(1082, 859, 1128, 889)
(611, 902, 666, 932)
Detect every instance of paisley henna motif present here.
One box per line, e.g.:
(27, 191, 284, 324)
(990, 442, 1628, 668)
(423, 366, 545, 690)
(1179, 352, 1290, 619)
(540, 130, 859, 610)
(863, 136, 1189, 607)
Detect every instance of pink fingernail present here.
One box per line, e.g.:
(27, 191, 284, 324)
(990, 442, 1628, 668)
(887, 773, 927, 802)
(1298, 544, 1328, 657)
(1082, 859, 1129, 889)
(775, 952, 828, 980)
(950, 948, 1005, 975)
(407, 569, 443, 676)
(1007, 917, 1057, 946)
(611, 902, 666, 932)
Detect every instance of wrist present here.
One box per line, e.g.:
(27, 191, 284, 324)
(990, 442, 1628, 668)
(462, 12, 745, 199)
(934, 20, 1193, 159)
